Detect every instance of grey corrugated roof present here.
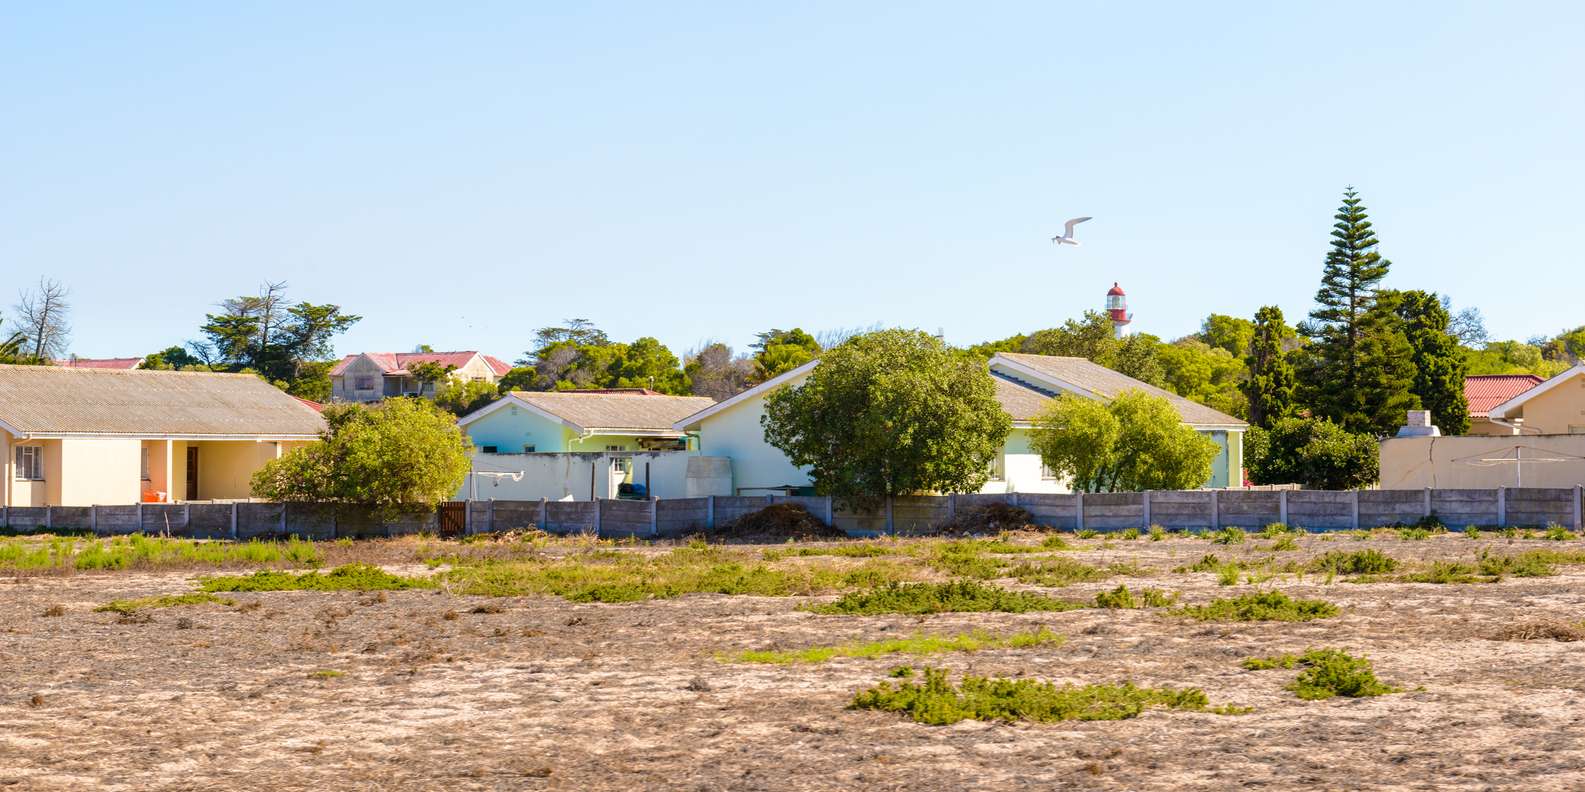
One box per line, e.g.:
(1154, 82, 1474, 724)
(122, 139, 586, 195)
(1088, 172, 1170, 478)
(992, 353, 1247, 427)
(512, 391, 718, 432)
(0, 364, 327, 437)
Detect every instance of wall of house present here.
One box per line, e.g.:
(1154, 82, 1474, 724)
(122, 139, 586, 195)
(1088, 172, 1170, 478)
(6, 437, 53, 507)
(981, 428, 1071, 494)
(457, 450, 696, 501)
(193, 441, 285, 501)
(1380, 433, 1585, 489)
(56, 437, 142, 506)
(465, 405, 575, 452)
(332, 356, 389, 403)
(693, 374, 815, 494)
(1511, 374, 1585, 434)
(1467, 416, 1517, 437)
(453, 355, 501, 383)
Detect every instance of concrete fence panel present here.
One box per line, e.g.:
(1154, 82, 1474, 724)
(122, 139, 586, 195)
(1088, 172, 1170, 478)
(51, 507, 92, 531)
(490, 501, 541, 533)
(1017, 493, 1079, 530)
(655, 498, 709, 537)
(1150, 491, 1218, 529)
(186, 504, 235, 539)
(1082, 492, 1144, 531)
(3, 507, 49, 531)
(1506, 488, 1576, 527)
(1430, 489, 1499, 527)
(832, 505, 888, 536)
(236, 503, 286, 539)
(713, 496, 774, 527)
(1285, 491, 1354, 531)
(891, 496, 951, 534)
(1357, 490, 1427, 528)
(1216, 490, 1281, 529)
(284, 503, 341, 540)
(599, 499, 653, 538)
(139, 504, 189, 536)
(94, 505, 141, 535)
(543, 501, 597, 534)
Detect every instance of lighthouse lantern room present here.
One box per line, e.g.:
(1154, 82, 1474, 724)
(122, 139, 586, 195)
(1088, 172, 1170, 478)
(1106, 282, 1132, 338)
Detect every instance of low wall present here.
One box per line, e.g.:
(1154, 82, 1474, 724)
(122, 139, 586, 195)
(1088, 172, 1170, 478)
(1381, 434, 1585, 489)
(4, 486, 1581, 539)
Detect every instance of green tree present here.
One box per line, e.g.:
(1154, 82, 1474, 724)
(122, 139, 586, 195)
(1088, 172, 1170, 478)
(751, 328, 821, 382)
(434, 378, 501, 416)
(1391, 290, 1470, 435)
(251, 399, 471, 517)
(1200, 314, 1256, 357)
(1245, 417, 1378, 490)
(406, 360, 457, 396)
(1243, 306, 1297, 428)
(193, 282, 360, 392)
(1020, 311, 1165, 386)
(1156, 338, 1246, 419)
(1030, 390, 1219, 492)
(684, 342, 753, 400)
(611, 336, 688, 393)
(140, 345, 208, 371)
(1301, 188, 1417, 435)
(761, 329, 1009, 500)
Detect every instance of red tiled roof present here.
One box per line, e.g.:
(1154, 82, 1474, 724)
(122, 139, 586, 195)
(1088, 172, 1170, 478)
(52, 357, 142, 370)
(330, 351, 511, 377)
(1465, 375, 1543, 417)
(293, 396, 325, 413)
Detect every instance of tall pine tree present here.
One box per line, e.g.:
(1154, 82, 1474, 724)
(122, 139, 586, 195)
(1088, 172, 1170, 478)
(1243, 305, 1296, 428)
(1301, 188, 1418, 435)
(1391, 289, 1471, 435)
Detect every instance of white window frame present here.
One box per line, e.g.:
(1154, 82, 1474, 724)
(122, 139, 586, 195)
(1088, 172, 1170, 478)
(1040, 460, 1058, 480)
(15, 446, 42, 481)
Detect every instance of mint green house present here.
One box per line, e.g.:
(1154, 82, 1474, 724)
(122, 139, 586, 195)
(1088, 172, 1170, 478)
(457, 390, 716, 454)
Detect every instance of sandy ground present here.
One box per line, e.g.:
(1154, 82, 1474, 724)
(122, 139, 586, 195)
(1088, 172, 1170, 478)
(4, 533, 1585, 791)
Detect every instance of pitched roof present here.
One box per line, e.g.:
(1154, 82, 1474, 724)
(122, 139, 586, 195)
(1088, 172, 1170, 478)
(466, 390, 718, 435)
(330, 351, 512, 377)
(0, 364, 326, 438)
(1464, 374, 1543, 418)
(52, 357, 142, 370)
(1488, 364, 1585, 420)
(991, 352, 1246, 428)
(993, 377, 1053, 423)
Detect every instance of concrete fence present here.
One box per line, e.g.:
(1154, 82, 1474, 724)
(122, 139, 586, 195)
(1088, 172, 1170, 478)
(4, 486, 1582, 540)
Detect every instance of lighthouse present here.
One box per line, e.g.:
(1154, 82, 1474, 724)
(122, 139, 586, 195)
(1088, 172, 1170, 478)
(1105, 282, 1132, 338)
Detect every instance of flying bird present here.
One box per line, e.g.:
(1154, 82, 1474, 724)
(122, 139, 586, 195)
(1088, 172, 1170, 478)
(1050, 216, 1092, 246)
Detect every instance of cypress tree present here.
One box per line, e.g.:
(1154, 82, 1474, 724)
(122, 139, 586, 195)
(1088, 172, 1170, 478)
(1243, 305, 1297, 428)
(1302, 187, 1418, 435)
(1392, 289, 1471, 435)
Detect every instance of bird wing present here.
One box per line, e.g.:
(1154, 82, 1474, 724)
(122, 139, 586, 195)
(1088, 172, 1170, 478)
(1064, 216, 1092, 235)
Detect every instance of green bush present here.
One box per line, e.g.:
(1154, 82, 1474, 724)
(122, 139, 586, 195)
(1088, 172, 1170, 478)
(726, 628, 1063, 664)
(1092, 584, 1177, 609)
(1209, 527, 1246, 545)
(200, 563, 435, 592)
(1174, 591, 1339, 622)
(1245, 417, 1379, 490)
(850, 666, 1241, 725)
(807, 580, 1082, 615)
(1307, 549, 1398, 575)
(1242, 648, 1397, 700)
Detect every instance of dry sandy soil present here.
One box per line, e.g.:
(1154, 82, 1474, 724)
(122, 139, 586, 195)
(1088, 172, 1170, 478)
(4, 532, 1585, 791)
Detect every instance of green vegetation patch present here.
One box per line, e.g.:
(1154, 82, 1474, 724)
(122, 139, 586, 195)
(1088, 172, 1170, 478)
(1006, 557, 1118, 587)
(1174, 591, 1339, 622)
(94, 592, 235, 614)
(851, 666, 1245, 725)
(0, 534, 320, 572)
(1208, 527, 1246, 545)
(761, 542, 897, 560)
(727, 628, 1063, 664)
(200, 563, 434, 593)
(1092, 584, 1178, 609)
(1243, 648, 1397, 700)
(807, 580, 1083, 615)
(1307, 549, 1398, 576)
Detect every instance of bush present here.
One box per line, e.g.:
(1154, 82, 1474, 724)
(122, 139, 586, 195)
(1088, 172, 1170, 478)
(200, 563, 436, 592)
(807, 580, 1082, 615)
(1092, 584, 1177, 609)
(727, 628, 1063, 664)
(1307, 549, 1398, 576)
(1241, 648, 1397, 700)
(850, 666, 1238, 725)
(1245, 417, 1378, 489)
(1174, 591, 1339, 622)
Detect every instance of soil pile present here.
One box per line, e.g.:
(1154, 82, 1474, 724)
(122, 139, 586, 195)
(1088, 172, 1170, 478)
(715, 503, 847, 540)
(935, 502, 1036, 535)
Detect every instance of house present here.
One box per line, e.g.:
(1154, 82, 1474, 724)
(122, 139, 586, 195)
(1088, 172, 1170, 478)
(1485, 364, 1585, 436)
(0, 365, 324, 507)
(671, 352, 1247, 495)
(330, 351, 511, 403)
(458, 389, 716, 454)
(52, 357, 142, 370)
(1464, 375, 1544, 435)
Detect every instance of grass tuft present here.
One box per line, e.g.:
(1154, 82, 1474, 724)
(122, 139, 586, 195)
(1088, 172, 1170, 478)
(1174, 590, 1339, 622)
(807, 580, 1083, 615)
(1308, 549, 1398, 575)
(200, 563, 434, 593)
(94, 592, 235, 614)
(1242, 648, 1396, 699)
(727, 627, 1063, 664)
(1208, 527, 1246, 545)
(1092, 584, 1177, 609)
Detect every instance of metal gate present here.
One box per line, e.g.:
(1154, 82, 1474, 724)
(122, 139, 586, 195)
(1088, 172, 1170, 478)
(438, 502, 467, 537)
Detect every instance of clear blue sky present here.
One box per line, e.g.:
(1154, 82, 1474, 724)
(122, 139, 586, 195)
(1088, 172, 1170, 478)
(4, 2, 1582, 362)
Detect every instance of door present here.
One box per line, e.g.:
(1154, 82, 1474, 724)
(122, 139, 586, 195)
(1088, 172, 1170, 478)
(438, 501, 466, 537)
(185, 447, 199, 501)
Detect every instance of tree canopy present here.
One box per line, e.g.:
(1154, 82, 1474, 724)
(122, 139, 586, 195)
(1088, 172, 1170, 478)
(750, 328, 821, 383)
(1392, 289, 1470, 435)
(1245, 417, 1378, 490)
(1242, 306, 1297, 428)
(761, 329, 1009, 500)
(188, 282, 360, 399)
(1030, 390, 1219, 492)
(251, 399, 471, 516)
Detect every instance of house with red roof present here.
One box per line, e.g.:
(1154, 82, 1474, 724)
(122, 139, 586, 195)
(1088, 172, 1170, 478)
(329, 351, 512, 403)
(1464, 374, 1544, 435)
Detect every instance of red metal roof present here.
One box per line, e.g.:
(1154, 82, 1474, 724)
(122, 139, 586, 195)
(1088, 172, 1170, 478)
(1107, 282, 1126, 296)
(293, 396, 325, 413)
(1465, 375, 1543, 417)
(52, 357, 142, 370)
(331, 351, 512, 377)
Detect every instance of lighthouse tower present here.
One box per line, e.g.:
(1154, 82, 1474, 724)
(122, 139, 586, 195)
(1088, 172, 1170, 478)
(1105, 282, 1132, 338)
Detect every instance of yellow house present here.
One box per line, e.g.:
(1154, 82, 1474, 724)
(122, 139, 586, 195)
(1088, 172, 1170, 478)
(1, 365, 324, 507)
(1486, 364, 1585, 436)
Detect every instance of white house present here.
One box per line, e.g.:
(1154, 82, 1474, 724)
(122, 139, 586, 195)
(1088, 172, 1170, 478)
(671, 352, 1246, 495)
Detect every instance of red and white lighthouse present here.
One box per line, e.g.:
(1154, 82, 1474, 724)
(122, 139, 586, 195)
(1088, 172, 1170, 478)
(1105, 282, 1132, 338)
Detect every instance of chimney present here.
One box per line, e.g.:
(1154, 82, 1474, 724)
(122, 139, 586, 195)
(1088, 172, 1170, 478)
(1395, 410, 1441, 438)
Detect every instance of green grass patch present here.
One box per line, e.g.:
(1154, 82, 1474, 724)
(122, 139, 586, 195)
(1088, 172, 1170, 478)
(1, 534, 321, 573)
(1006, 557, 1115, 587)
(761, 542, 896, 560)
(1259, 523, 1296, 539)
(1266, 534, 1299, 552)
(1174, 590, 1339, 622)
(94, 592, 235, 614)
(1092, 584, 1177, 609)
(200, 563, 434, 593)
(726, 627, 1064, 664)
(1148, 524, 1167, 541)
(850, 666, 1245, 725)
(1208, 527, 1246, 545)
(1074, 529, 1099, 539)
(807, 580, 1083, 615)
(1307, 549, 1398, 575)
(1244, 648, 1397, 700)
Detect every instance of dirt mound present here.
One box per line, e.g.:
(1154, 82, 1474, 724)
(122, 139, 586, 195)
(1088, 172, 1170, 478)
(1488, 619, 1585, 642)
(934, 502, 1036, 535)
(715, 503, 847, 541)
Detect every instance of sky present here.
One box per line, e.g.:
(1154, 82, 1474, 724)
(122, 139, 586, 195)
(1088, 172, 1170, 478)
(3, 2, 1583, 363)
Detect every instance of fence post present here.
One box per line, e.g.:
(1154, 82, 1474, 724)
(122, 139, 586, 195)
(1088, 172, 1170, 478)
(705, 495, 715, 530)
(1497, 486, 1507, 528)
(824, 496, 834, 527)
(137, 502, 144, 534)
(947, 493, 957, 522)
(489, 499, 498, 534)
(1210, 490, 1219, 530)
(650, 496, 659, 537)
(91, 505, 98, 535)
(885, 496, 894, 535)
(1278, 489, 1288, 527)
(538, 497, 549, 531)
(594, 498, 604, 537)
(230, 502, 238, 540)
(1075, 492, 1084, 532)
(183, 503, 191, 536)
(280, 503, 289, 536)
(45, 505, 53, 532)
(1141, 491, 1151, 529)
(1575, 485, 1583, 533)
(464, 500, 472, 535)
(1424, 487, 1433, 521)
(1350, 490, 1360, 530)
(1, 505, 7, 530)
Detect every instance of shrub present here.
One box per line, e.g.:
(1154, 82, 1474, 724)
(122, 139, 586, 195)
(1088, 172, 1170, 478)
(1245, 417, 1378, 490)
(1118, 528, 1140, 541)
(1006, 557, 1113, 587)
(1209, 527, 1245, 545)
(200, 563, 435, 592)
(1241, 648, 1397, 699)
(1307, 549, 1398, 576)
(727, 628, 1063, 664)
(1464, 525, 1481, 540)
(1216, 563, 1241, 587)
(807, 580, 1083, 615)
(850, 666, 1240, 725)
(1075, 529, 1100, 540)
(1545, 523, 1574, 541)
(1092, 584, 1177, 609)
(1267, 535, 1299, 552)
(1174, 591, 1339, 622)
(1148, 524, 1167, 541)
(1259, 523, 1295, 539)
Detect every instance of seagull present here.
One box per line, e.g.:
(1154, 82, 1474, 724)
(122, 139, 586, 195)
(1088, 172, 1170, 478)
(1050, 216, 1092, 246)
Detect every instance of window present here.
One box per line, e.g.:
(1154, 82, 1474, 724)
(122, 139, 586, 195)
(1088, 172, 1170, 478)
(481, 445, 499, 454)
(522, 445, 536, 453)
(354, 375, 376, 391)
(987, 454, 1003, 481)
(141, 447, 151, 481)
(14, 446, 41, 480)
(1040, 460, 1057, 480)
(605, 445, 626, 452)
(1570, 425, 1585, 435)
